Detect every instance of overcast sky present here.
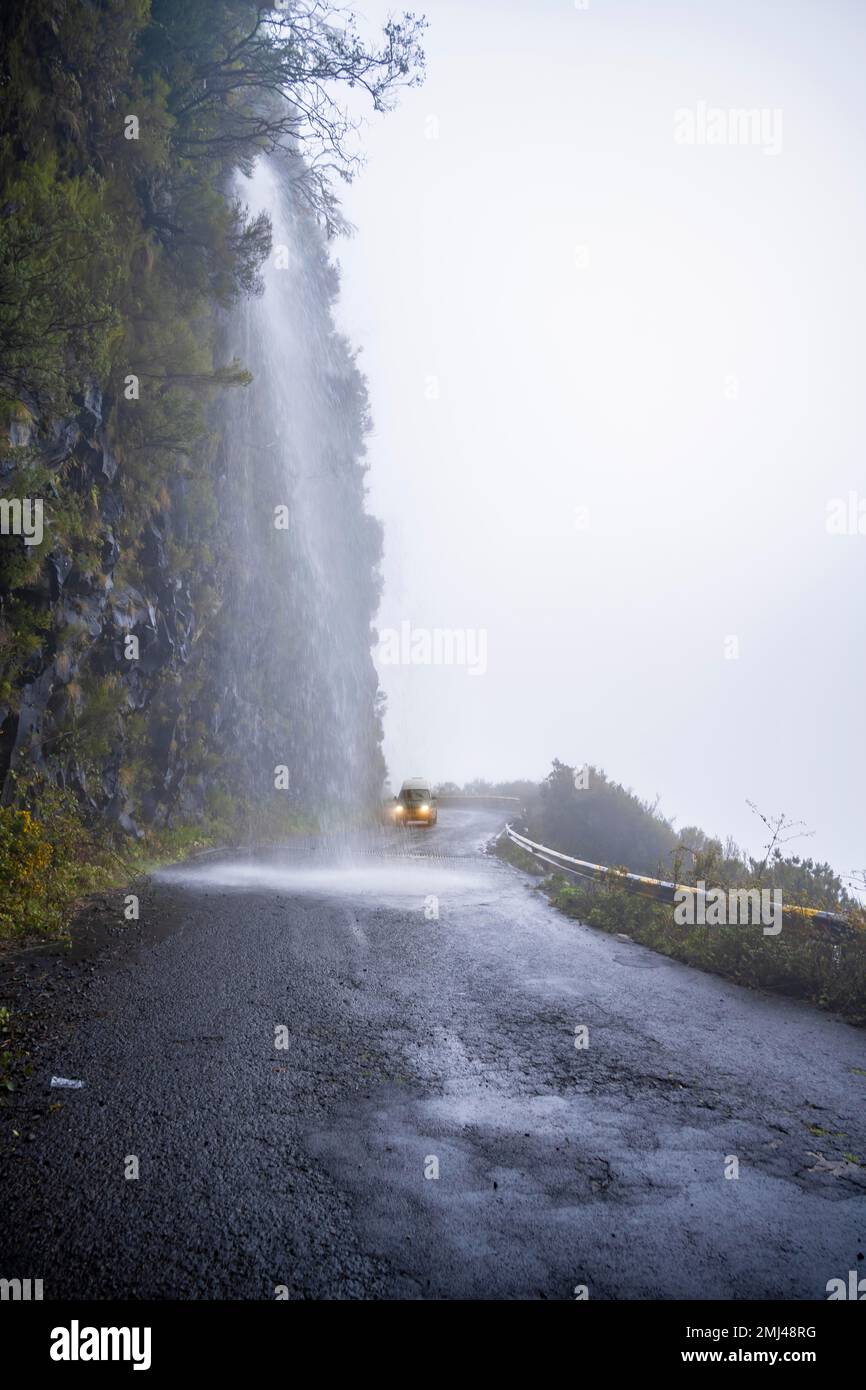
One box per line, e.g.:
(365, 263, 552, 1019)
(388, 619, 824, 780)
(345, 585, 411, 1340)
(333, 0, 866, 879)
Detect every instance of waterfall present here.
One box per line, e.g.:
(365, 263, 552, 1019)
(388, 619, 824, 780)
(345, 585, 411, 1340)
(213, 157, 386, 831)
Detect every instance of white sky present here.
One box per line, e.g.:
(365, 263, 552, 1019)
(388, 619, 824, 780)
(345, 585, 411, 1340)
(333, 0, 866, 877)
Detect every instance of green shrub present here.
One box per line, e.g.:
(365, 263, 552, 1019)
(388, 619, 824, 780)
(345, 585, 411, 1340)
(0, 803, 75, 936)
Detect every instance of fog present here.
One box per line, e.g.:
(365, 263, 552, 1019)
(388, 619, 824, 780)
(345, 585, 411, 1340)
(156, 855, 489, 903)
(334, 0, 866, 877)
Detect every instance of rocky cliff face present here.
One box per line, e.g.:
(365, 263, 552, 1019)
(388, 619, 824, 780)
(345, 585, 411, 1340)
(1, 165, 386, 837)
(0, 3, 405, 839)
(2, 390, 201, 833)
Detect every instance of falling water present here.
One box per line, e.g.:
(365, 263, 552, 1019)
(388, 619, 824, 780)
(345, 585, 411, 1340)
(214, 157, 386, 832)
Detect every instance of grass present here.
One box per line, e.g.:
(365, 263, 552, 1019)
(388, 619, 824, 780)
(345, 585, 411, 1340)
(495, 834, 866, 1026)
(0, 792, 321, 945)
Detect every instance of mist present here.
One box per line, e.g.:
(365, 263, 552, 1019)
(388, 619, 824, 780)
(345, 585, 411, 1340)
(335, 0, 866, 877)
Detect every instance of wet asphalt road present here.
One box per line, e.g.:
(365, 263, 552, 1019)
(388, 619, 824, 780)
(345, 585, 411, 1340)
(1, 807, 865, 1300)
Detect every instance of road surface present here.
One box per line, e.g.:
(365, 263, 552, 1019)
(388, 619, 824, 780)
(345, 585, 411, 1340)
(1, 807, 864, 1299)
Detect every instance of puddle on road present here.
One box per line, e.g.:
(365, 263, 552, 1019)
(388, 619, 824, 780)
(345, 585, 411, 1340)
(154, 855, 490, 906)
(613, 954, 662, 969)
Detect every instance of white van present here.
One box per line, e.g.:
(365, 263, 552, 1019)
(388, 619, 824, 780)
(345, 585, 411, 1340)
(391, 777, 438, 827)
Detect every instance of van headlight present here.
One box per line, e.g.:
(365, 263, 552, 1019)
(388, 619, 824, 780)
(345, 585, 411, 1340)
(420, 804, 429, 813)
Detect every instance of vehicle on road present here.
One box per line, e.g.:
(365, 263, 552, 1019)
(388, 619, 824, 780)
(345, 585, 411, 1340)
(390, 777, 438, 827)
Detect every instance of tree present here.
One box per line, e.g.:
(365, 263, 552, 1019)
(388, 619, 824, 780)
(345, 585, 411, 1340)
(0, 167, 122, 413)
(139, 1, 427, 232)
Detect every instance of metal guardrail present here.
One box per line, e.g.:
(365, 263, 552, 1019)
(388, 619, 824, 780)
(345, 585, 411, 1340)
(503, 824, 854, 936)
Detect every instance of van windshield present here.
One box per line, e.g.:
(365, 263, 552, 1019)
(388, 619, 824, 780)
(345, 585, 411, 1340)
(402, 789, 430, 803)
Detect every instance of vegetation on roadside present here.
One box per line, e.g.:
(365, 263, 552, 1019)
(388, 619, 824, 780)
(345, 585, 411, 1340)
(0, 1003, 27, 1095)
(490, 759, 859, 914)
(534, 871, 866, 1026)
(0, 785, 93, 937)
(488, 759, 866, 1023)
(0, 770, 322, 941)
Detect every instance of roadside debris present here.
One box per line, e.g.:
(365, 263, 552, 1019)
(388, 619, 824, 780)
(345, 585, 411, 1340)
(50, 1076, 84, 1089)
